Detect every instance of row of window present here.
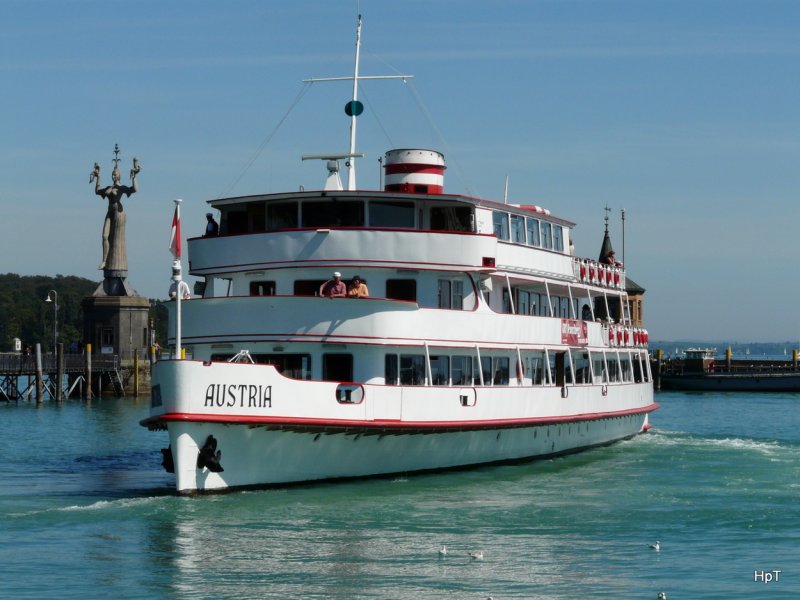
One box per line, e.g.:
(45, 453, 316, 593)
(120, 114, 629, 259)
(223, 200, 474, 235)
(386, 350, 649, 386)
(493, 211, 565, 252)
(209, 349, 650, 387)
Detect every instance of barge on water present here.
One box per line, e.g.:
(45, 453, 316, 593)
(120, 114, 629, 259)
(656, 348, 800, 392)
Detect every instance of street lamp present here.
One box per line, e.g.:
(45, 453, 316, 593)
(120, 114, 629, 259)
(45, 290, 58, 352)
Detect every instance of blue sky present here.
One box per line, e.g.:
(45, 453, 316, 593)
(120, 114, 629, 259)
(2, 0, 799, 342)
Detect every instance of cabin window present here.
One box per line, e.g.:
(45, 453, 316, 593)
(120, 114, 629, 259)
(502, 288, 513, 314)
(451, 355, 473, 385)
(400, 354, 426, 385)
(492, 211, 510, 241)
(249, 281, 276, 296)
(430, 206, 472, 231)
(620, 353, 633, 383)
(253, 354, 312, 380)
(323, 354, 353, 382)
(526, 217, 540, 247)
(385, 354, 398, 385)
(386, 279, 417, 301)
(430, 355, 450, 385)
(553, 225, 564, 252)
(510, 215, 526, 243)
(369, 200, 414, 228)
(492, 357, 510, 385)
(540, 222, 553, 249)
(573, 352, 591, 384)
(516, 289, 530, 315)
(473, 356, 492, 386)
(529, 351, 547, 385)
(302, 200, 364, 227)
(607, 353, 621, 383)
(591, 352, 607, 384)
(294, 280, 326, 296)
(437, 279, 464, 310)
(267, 202, 298, 230)
(225, 210, 248, 234)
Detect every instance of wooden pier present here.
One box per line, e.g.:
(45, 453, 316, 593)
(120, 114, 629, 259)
(0, 348, 124, 402)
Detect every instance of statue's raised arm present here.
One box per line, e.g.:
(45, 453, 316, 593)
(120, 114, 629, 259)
(129, 157, 141, 195)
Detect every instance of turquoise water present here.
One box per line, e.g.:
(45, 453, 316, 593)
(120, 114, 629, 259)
(1, 392, 798, 599)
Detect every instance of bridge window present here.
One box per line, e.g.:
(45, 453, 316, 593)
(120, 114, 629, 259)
(541, 222, 553, 249)
(267, 202, 298, 230)
(430, 206, 472, 231)
(511, 215, 525, 243)
(526, 217, 540, 246)
(492, 211, 509, 240)
(553, 225, 564, 252)
(302, 200, 364, 227)
(369, 200, 414, 227)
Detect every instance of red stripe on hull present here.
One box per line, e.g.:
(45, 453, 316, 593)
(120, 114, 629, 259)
(142, 402, 659, 430)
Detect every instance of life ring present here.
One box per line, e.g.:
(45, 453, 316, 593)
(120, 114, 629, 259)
(580, 263, 587, 282)
(608, 326, 615, 346)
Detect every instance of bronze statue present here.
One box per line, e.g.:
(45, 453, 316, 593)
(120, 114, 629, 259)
(90, 145, 141, 272)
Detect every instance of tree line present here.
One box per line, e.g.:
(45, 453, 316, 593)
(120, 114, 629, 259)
(0, 273, 166, 353)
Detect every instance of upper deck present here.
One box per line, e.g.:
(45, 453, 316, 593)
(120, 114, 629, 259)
(188, 189, 618, 288)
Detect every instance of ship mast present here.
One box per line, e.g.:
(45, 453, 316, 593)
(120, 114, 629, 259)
(303, 14, 413, 191)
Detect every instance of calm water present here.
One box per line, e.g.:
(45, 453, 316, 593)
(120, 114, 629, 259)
(1, 392, 798, 599)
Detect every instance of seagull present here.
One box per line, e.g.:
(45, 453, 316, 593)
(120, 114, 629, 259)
(468, 551, 484, 560)
(657, 593, 667, 600)
(438, 545, 447, 556)
(649, 541, 661, 552)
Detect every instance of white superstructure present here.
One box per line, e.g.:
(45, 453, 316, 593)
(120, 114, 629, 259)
(142, 16, 656, 493)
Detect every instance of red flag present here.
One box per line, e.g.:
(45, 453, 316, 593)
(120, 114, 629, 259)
(169, 206, 181, 258)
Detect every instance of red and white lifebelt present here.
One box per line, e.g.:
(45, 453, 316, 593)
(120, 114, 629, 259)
(608, 326, 615, 346)
(580, 263, 587, 282)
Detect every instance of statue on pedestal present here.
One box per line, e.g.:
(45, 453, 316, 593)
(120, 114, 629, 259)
(90, 144, 141, 273)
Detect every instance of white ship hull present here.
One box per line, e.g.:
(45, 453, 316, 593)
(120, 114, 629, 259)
(145, 360, 655, 493)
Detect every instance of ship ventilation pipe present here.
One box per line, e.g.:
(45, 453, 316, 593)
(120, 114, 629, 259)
(196, 435, 224, 472)
(384, 149, 445, 194)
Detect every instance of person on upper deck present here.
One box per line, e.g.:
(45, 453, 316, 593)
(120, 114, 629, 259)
(347, 275, 369, 298)
(604, 250, 623, 268)
(204, 213, 219, 237)
(319, 272, 347, 298)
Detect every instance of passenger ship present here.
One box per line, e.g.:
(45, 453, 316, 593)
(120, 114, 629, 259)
(142, 16, 657, 493)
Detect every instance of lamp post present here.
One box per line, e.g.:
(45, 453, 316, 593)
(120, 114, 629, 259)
(45, 290, 58, 352)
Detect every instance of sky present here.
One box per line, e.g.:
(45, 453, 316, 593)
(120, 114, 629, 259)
(2, 0, 799, 342)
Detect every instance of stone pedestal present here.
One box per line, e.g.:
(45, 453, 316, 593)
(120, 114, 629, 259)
(82, 295, 151, 368)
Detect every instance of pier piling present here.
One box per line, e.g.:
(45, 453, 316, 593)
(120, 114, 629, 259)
(35, 344, 43, 404)
(56, 343, 64, 403)
(84, 343, 93, 400)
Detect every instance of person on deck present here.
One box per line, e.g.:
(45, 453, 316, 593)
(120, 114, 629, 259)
(347, 275, 369, 298)
(204, 213, 219, 237)
(319, 272, 346, 298)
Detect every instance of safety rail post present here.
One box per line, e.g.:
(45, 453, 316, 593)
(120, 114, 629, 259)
(56, 343, 64, 403)
(84, 343, 93, 400)
(35, 344, 43, 403)
(134, 350, 139, 397)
